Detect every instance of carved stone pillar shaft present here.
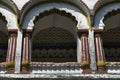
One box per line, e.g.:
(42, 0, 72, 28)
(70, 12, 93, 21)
(77, 29, 91, 74)
(81, 34, 90, 67)
(6, 29, 17, 73)
(94, 29, 106, 74)
(21, 29, 32, 73)
(22, 34, 30, 63)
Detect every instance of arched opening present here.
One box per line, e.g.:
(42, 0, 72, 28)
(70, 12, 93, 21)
(102, 9, 120, 62)
(0, 13, 8, 63)
(31, 9, 77, 63)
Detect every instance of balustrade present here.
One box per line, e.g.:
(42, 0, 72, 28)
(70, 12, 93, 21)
(30, 62, 82, 74)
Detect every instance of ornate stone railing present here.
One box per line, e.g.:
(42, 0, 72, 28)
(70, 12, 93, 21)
(106, 62, 120, 66)
(30, 62, 120, 74)
(106, 62, 120, 74)
(0, 62, 6, 73)
(0, 62, 120, 74)
(30, 62, 83, 74)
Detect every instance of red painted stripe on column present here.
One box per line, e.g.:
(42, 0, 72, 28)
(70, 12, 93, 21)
(99, 37, 104, 61)
(99, 37, 103, 61)
(22, 37, 26, 61)
(26, 37, 29, 61)
(11, 38, 15, 62)
(81, 37, 83, 61)
(12, 37, 17, 62)
(6, 38, 11, 62)
(9, 37, 14, 61)
(81, 37, 84, 62)
(14, 37, 17, 61)
(97, 37, 101, 61)
(82, 37, 86, 61)
(28, 38, 31, 61)
(95, 37, 100, 61)
(8, 38, 12, 62)
(85, 37, 89, 62)
(84, 37, 86, 61)
(25, 37, 27, 61)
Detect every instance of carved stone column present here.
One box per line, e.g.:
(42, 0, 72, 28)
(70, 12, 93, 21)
(94, 29, 106, 74)
(21, 29, 32, 74)
(77, 29, 91, 74)
(6, 29, 17, 73)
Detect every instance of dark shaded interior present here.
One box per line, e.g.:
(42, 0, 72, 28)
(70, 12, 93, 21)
(103, 9, 120, 62)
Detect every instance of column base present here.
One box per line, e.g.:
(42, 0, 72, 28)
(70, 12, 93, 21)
(6, 68, 14, 74)
(97, 67, 107, 74)
(82, 67, 91, 74)
(21, 67, 29, 74)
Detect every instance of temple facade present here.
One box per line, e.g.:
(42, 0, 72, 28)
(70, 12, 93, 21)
(0, 0, 120, 80)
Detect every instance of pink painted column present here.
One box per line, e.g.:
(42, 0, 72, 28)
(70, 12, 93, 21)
(77, 29, 91, 74)
(94, 29, 106, 74)
(21, 29, 32, 73)
(6, 29, 17, 73)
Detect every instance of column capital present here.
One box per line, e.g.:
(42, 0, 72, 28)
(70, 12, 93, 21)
(94, 29, 103, 34)
(8, 29, 18, 33)
(94, 29, 103, 37)
(77, 29, 89, 37)
(23, 29, 33, 38)
(8, 29, 18, 37)
(77, 29, 89, 33)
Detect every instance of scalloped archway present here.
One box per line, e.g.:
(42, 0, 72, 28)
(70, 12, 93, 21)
(102, 9, 120, 62)
(31, 9, 78, 62)
(94, 2, 120, 29)
(20, 1, 90, 30)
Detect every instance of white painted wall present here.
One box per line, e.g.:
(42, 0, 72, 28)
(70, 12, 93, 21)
(83, 0, 99, 9)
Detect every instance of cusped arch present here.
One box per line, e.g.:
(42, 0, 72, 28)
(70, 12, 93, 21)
(103, 9, 120, 22)
(33, 8, 78, 25)
(20, 0, 91, 30)
(21, 0, 90, 16)
(0, 13, 8, 35)
(94, 2, 120, 29)
(0, 13, 7, 24)
(0, 0, 19, 29)
(32, 8, 78, 40)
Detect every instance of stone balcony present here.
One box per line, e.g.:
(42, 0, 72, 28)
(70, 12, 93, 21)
(30, 62, 82, 74)
(0, 62, 120, 74)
